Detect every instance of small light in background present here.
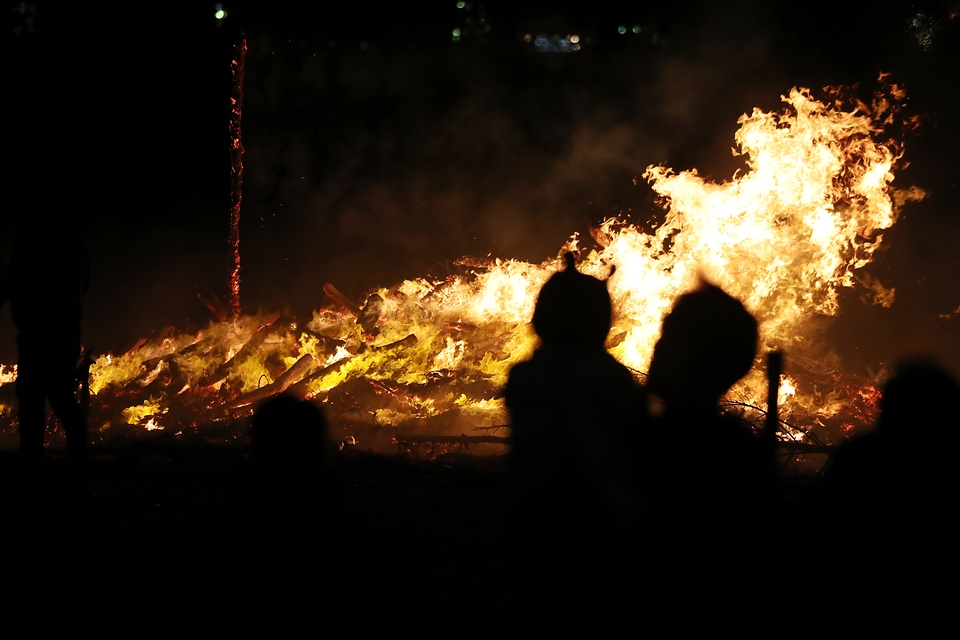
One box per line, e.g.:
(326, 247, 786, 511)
(632, 25, 641, 34)
(907, 12, 939, 50)
(524, 33, 532, 42)
(456, 1, 465, 8)
(569, 35, 579, 44)
(214, 3, 227, 20)
(617, 25, 627, 35)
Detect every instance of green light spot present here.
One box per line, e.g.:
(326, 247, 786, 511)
(456, 1, 465, 8)
(632, 25, 641, 34)
(215, 9, 225, 19)
(617, 26, 627, 35)
(452, 28, 461, 37)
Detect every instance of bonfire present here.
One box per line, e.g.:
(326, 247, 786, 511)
(0, 78, 924, 458)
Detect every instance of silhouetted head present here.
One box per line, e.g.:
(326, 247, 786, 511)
(251, 394, 329, 476)
(532, 252, 613, 350)
(647, 282, 758, 407)
(878, 361, 960, 438)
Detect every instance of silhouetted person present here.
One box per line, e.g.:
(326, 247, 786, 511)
(644, 281, 773, 590)
(7, 216, 91, 464)
(242, 395, 335, 604)
(182, 395, 384, 631)
(504, 252, 645, 612)
(820, 361, 959, 594)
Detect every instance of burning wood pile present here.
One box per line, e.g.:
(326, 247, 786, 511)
(0, 79, 922, 454)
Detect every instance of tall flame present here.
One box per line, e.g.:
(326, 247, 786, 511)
(600, 84, 923, 364)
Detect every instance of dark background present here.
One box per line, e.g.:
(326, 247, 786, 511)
(4, 0, 958, 378)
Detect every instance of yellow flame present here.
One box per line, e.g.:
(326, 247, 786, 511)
(122, 396, 168, 427)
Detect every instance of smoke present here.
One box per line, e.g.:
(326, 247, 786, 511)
(3, 2, 957, 381)
(856, 274, 896, 308)
(236, 7, 789, 322)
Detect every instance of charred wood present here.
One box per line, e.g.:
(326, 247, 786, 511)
(368, 333, 418, 352)
(324, 283, 360, 318)
(197, 286, 231, 322)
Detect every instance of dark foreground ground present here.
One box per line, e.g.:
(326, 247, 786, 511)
(0, 440, 516, 628)
(4, 439, 953, 628)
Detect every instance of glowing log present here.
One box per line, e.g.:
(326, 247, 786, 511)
(227, 353, 317, 409)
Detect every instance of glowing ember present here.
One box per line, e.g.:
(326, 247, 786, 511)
(0, 365, 16, 386)
(0, 80, 923, 450)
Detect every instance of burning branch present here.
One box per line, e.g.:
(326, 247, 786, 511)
(227, 353, 317, 409)
(323, 283, 361, 318)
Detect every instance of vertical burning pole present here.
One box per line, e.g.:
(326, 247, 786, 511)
(227, 33, 247, 319)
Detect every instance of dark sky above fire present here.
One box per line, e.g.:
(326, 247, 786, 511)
(3, 0, 959, 377)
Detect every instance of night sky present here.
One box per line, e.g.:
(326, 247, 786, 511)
(4, 1, 958, 378)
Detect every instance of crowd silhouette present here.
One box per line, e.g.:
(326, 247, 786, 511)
(1, 231, 957, 622)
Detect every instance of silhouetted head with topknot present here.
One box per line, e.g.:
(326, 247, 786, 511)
(647, 282, 758, 407)
(532, 252, 613, 350)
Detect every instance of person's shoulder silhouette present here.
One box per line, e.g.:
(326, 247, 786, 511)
(645, 281, 765, 483)
(643, 281, 772, 593)
(819, 361, 959, 607)
(503, 252, 646, 617)
(506, 252, 644, 485)
(826, 360, 959, 509)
